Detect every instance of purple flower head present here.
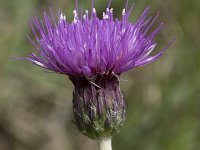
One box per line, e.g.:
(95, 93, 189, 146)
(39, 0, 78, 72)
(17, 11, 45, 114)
(21, 0, 175, 139)
(25, 0, 174, 78)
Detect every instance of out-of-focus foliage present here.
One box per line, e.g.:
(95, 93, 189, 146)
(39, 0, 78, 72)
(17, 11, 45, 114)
(0, 0, 199, 150)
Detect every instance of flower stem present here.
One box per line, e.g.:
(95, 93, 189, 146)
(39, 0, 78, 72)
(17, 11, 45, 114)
(97, 137, 112, 150)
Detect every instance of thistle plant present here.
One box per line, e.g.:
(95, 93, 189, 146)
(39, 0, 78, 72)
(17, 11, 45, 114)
(19, 0, 174, 149)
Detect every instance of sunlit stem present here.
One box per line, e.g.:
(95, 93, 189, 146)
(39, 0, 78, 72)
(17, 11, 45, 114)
(97, 137, 112, 150)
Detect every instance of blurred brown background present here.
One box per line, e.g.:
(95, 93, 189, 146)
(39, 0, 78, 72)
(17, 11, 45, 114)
(0, 0, 200, 150)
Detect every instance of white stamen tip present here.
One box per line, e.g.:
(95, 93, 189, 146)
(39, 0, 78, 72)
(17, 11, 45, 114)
(122, 8, 126, 15)
(83, 15, 86, 20)
(59, 13, 66, 21)
(93, 8, 96, 13)
(73, 19, 78, 24)
(73, 10, 77, 14)
(103, 12, 109, 19)
(85, 9, 88, 14)
(34, 61, 45, 67)
(73, 10, 78, 23)
(110, 8, 113, 13)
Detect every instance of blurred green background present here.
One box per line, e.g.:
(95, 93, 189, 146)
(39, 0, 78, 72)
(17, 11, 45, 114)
(0, 0, 199, 150)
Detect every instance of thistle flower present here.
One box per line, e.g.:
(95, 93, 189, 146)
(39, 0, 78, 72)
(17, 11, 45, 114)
(20, 0, 174, 145)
